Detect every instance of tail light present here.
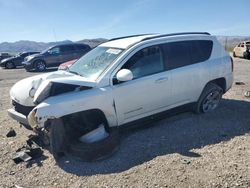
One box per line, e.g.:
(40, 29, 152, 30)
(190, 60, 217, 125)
(230, 57, 234, 72)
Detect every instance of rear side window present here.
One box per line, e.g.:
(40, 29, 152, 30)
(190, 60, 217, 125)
(75, 45, 90, 51)
(163, 40, 213, 70)
(190, 40, 213, 64)
(61, 45, 75, 53)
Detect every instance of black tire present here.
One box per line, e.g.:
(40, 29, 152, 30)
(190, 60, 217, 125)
(49, 119, 67, 160)
(243, 52, 248, 59)
(67, 129, 120, 162)
(49, 118, 120, 161)
(194, 83, 223, 114)
(243, 52, 250, 60)
(5, 62, 15, 69)
(34, 60, 46, 71)
(233, 52, 236, 57)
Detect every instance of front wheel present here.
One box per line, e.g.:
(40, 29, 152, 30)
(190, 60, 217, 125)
(233, 52, 236, 57)
(194, 83, 223, 114)
(34, 60, 46, 71)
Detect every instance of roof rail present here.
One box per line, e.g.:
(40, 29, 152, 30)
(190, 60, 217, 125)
(109, 34, 155, 41)
(141, 32, 211, 41)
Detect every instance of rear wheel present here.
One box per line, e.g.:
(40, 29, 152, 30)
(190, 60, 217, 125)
(34, 60, 46, 71)
(194, 83, 223, 114)
(243, 52, 250, 59)
(5, 62, 15, 69)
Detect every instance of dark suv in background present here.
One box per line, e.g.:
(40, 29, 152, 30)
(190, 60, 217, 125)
(0, 52, 39, 69)
(23, 43, 91, 71)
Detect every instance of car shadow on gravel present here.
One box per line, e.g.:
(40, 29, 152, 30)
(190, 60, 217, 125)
(57, 98, 250, 176)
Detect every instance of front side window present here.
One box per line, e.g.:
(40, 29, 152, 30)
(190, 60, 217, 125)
(122, 45, 164, 79)
(68, 46, 123, 80)
(48, 47, 60, 55)
(20, 53, 29, 58)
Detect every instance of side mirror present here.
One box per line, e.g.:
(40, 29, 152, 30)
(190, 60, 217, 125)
(116, 69, 133, 82)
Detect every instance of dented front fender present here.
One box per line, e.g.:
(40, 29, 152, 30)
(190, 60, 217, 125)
(28, 87, 117, 128)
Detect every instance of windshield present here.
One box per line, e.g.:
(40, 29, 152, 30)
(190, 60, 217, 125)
(41, 46, 52, 54)
(68, 46, 123, 80)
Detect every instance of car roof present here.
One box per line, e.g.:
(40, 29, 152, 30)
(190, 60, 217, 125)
(100, 34, 156, 49)
(100, 32, 211, 49)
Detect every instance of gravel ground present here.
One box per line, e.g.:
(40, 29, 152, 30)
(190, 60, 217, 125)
(0, 58, 250, 188)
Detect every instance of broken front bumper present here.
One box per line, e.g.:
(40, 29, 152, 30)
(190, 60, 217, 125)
(8, 108, 29, 125)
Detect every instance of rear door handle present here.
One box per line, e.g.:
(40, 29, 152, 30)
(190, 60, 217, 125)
(155, 77, 168, 83)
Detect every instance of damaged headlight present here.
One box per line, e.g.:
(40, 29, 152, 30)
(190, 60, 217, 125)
(29, 87, 36, 98)
(28, 109, 37, 128)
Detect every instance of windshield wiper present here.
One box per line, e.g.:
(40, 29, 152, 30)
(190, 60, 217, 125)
(67, 70, 82, 76)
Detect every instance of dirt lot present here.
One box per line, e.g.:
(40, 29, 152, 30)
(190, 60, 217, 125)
(0, 58, 250, 188)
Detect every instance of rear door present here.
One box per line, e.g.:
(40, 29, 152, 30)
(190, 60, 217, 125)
(239, 43, 246, 57)
(163, 40, 213, 106)
(112, 45, 172, 125)
(60, 45, 76, 64)
(235, 43, 242, 57)
(74, 45, 90, 59)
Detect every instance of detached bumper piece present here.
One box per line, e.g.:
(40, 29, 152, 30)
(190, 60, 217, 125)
(13, 136, 43, 164)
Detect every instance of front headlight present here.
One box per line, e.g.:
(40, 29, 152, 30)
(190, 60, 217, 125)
(28, 109, 37, 128)
(29, 87, 36, 98)
(1, 59, 7, 63)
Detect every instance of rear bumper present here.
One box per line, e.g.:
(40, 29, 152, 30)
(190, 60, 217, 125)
(8, 108, 29, 125)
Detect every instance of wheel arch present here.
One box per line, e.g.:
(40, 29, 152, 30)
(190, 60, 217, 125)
(33, 59, 46, 68)
(209, 77, 226, 93)
(41, 108, 111, 132)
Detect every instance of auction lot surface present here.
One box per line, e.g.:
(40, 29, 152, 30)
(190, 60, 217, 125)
(0, 58, 250, 188)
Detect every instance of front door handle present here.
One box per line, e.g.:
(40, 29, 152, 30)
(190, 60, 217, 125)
(155, 77, 168, 83)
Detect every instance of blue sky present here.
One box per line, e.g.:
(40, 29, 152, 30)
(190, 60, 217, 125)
(0, 0, 249, 42)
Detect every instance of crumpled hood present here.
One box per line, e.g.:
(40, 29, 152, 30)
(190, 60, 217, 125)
(10, 70, 95, 106)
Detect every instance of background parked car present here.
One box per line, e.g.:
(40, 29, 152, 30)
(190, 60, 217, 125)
(58, 59, 77, 70)
(233, 41, 250, 59)
(0, 52, 12, 62)
(0, 52, 39, 69)
(22, 43, 91, 71)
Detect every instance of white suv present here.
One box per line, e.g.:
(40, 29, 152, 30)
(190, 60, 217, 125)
(8, 32, 233, 160)
(233, 41, 250, 59)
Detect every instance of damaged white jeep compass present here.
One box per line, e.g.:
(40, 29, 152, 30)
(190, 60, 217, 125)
(8, 32, 233, 161)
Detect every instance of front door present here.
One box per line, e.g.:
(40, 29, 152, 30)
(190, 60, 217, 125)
(112, 45, 172, 125)
(46, 47, 62, 67)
